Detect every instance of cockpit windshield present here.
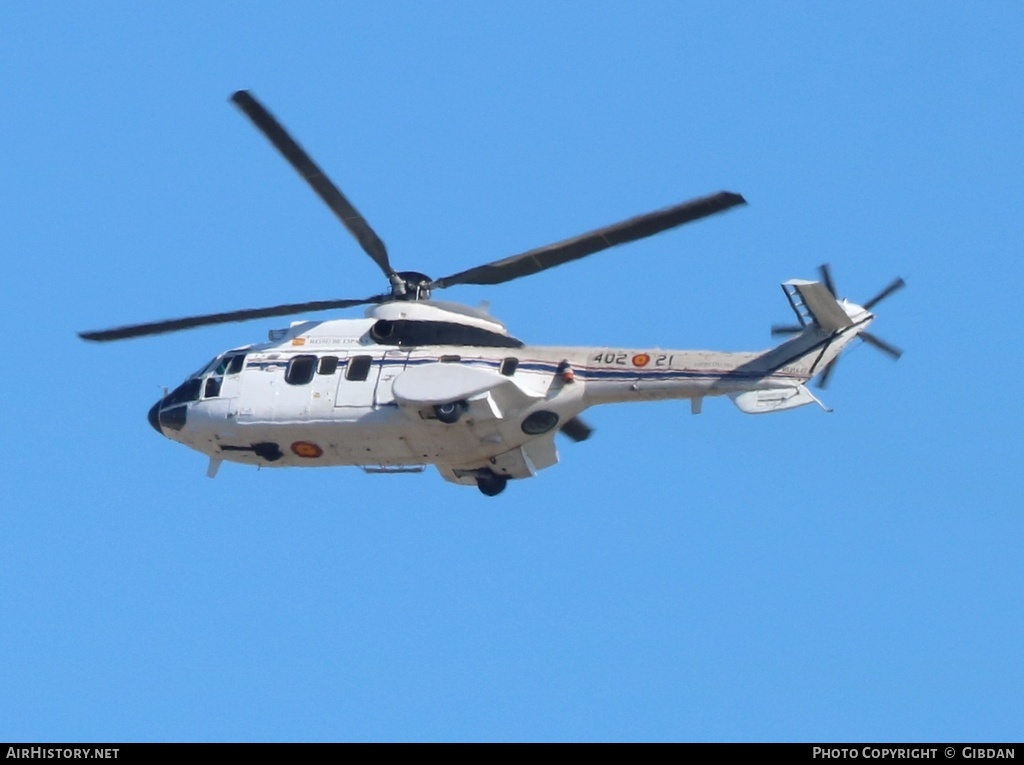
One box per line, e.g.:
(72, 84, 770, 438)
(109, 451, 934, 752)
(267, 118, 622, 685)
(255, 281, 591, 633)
(169, 352, 249, 405)
(191, 352, 247, 378)
(190, 357, 220, 378)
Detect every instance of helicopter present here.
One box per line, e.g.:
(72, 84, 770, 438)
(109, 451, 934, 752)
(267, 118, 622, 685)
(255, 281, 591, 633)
(80, 90, 904, 496)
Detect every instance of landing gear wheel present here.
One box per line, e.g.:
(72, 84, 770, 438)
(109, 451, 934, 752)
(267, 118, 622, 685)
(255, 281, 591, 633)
(435, 400, 466, 424)
(476, 470, 507, 497)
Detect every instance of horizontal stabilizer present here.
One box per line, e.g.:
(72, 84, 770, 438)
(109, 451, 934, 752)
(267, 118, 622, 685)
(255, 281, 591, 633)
(784, 280, 854, 332)
(730, 385, 818, 415)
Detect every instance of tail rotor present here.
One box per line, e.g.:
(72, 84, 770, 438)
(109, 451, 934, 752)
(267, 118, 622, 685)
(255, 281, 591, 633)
(862, 277, 906, 311)
(859, 331, 903, 361)
(773, 264, 905, 388)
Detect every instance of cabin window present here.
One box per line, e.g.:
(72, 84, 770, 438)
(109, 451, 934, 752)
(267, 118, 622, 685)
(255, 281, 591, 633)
(500, 357, 519, 376)
(346, 355, 373, 382)
(204, 377, 222, 398)
(285, 355, 317, 386)
(317, 356, 339, 375)
(440, 355, 461, 363)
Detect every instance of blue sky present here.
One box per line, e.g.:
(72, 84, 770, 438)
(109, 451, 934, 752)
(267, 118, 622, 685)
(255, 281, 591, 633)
(2, 2, 1022, 742)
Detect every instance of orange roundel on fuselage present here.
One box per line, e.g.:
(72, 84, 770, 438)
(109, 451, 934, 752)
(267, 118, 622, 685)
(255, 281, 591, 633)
(632, 354, 651, 367)
(291, 441, 323, 458)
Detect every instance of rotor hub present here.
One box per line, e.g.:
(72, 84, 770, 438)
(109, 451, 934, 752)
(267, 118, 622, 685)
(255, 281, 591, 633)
(389, 271, 433, 301)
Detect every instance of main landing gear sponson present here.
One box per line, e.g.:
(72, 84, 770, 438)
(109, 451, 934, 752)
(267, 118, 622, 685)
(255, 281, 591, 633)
(476, 470, 507, 497)
(434, 400, 466, 424)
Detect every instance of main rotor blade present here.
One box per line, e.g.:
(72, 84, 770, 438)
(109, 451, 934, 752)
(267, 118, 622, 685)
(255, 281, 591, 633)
(230, 90, 393, 277)
(862, 277, 905, 311)
(432, 191, 746, 289)
(818, 263, 837, 297)
(79, 296, 384, 342)
(860, 331, 903, 360)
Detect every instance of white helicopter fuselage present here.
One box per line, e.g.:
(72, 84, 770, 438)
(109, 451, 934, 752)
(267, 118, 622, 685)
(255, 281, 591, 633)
(150, 293, 874, 488)
(85, 92, 902, 496)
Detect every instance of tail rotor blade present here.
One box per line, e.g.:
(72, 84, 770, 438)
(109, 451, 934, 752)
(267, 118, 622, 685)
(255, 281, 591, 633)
(862, 277, 906, 311)
(818, 263, 837, 297)
(771, 324, 804, 337)
(861, 331, 903, 360)
(560, 416, 594, 443)
(816, 357, 839, 389)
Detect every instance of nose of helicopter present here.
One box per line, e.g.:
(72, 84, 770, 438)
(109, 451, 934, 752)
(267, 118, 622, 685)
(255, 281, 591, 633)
(148, 400, 162, 434)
